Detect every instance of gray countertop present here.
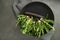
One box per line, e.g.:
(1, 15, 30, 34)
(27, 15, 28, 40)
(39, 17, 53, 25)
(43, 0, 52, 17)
(0, 0, 60, 40)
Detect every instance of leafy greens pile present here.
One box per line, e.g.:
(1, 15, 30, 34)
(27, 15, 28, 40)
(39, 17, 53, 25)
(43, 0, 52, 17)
(16, 14, 55, 38)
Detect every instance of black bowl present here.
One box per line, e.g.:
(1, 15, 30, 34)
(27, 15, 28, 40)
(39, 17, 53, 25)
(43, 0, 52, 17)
(15, 2, 55, 40)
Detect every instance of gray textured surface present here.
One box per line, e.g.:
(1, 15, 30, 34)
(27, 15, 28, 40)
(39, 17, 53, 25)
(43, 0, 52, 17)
(0, 0, 60, 40)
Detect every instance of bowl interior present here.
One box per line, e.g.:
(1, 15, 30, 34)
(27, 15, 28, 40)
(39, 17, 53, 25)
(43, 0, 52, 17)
(20, 2, 54, 25)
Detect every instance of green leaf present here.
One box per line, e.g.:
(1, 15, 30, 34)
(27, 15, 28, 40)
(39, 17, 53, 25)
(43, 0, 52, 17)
(16, 14, 55, 38)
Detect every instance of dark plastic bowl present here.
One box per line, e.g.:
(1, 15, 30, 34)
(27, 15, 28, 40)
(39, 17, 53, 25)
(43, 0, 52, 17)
(13, 2, 55, 40)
